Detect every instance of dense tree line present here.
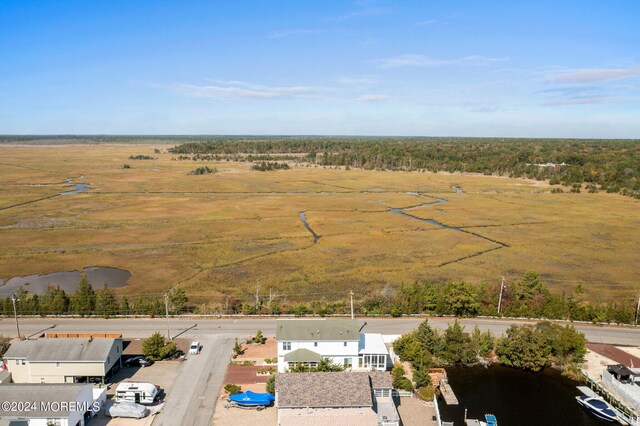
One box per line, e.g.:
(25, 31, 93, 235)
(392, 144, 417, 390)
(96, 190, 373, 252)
(0, 274, 189, 318)
(168, 138, 640, 198)
(212, 271, 637, 325)
(128, 154, 154, 160)
(393, 319, 586, 383)
(2, 271, 636, 325)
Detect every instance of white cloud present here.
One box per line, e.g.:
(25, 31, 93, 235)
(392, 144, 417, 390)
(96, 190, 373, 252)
(166, 81, 333, 99)
(357, 94, 389, 102)
(376, 54, 508, 68)
(337, 75, 378, 85)
(548, 67, 640, 83)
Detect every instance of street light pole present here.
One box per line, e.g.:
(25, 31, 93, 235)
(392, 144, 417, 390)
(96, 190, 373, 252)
(11, 295, 21, 339)
(164, 293, 171, 340)
(497, 276, 505, 315)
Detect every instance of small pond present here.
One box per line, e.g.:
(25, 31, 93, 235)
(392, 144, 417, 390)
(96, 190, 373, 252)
(0, 267, 131, 296)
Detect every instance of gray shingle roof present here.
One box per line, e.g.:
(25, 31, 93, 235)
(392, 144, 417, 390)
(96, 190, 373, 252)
(0, 384, 91, 417)
(368, 371, 392, 389)
(276, 372, 373, 408)
(3, 338, 119, 362)
(276, 319, 360, 341)
(284, 348, 322, 363)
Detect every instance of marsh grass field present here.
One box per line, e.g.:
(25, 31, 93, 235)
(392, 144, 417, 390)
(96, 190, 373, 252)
(0, 144, 638, 307)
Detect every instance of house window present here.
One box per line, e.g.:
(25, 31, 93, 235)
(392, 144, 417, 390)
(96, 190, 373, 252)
(314, 342, 318, 347)
(117, 346, 120, 354)
(20, 359, 26, 366)
(56, 362, 61, 368)
(344, 342, 347, 347)
(107, 356, 111, 364)
(41, 378, 45, 383)
(344, 358, 353, 368)
(282, 342, 291, 351)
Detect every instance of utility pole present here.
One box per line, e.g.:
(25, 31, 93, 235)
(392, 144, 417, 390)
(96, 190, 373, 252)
(255, 283, 260, 311)
(164, 293, 171, 340)
(11, 295, 21, 339)
(350, 290, 354, 319)
(497, 276, 505, 315)
(635, 294, 640, 325)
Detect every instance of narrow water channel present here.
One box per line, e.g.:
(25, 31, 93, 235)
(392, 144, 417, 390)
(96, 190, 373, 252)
(298, 212, 319, 243)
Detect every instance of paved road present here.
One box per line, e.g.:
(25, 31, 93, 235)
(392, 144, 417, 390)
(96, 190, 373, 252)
(153, 336, 233, 426)
(1, 316, 639, 345)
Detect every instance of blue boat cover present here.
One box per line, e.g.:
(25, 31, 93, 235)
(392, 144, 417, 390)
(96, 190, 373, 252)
(229, 391, 275, 406)
(485, 414, 498, 425)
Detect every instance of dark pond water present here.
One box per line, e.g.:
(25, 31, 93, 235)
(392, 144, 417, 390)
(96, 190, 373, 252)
(438, 365, 611, 426)
(0, 267, 131, 296)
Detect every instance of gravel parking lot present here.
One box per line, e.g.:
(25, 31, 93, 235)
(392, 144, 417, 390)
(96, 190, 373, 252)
(92, 360, 181, 426)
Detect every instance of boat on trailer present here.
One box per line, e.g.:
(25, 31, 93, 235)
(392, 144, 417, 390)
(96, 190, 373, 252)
(226, 391, 275, 410)
(576, 395, 618, 422)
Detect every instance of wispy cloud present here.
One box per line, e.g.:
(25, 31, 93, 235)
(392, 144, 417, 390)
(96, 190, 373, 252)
(544, 96, 616, 106)
(357, 94, 389, 102)
(548, 67, 640, 83)
(376, 54, 508, 69)
(165, 80, 333, 99)
(268, 29, 320, 39)
(415, 19, 447, 26)
(337, 75, 378, 85)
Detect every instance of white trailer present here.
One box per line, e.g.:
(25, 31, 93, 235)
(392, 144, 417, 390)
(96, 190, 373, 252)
(115, 382, 159, 405)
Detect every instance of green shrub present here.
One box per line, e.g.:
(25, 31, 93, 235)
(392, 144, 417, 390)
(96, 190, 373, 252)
(224, 384, 242, 395)
(416, 385, 436, 401)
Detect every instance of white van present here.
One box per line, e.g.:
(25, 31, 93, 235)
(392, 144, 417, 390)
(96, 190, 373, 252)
(115, 382, 159, 405)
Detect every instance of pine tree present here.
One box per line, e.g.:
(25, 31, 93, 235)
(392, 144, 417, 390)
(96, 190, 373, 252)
(71, 274, 96, 316)
(168, 287, 188, 314)
(50, 289, 70, 314)
(95, 284, 118, 318)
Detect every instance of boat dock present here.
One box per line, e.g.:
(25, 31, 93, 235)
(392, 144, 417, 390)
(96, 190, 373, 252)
(430, 368, 459, 405)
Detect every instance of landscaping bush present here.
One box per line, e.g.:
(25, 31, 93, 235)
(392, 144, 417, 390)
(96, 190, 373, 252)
(224, 384, 242, 395)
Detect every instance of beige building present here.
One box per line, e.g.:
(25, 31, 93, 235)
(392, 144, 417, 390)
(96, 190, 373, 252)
(3, 338, 122, 384)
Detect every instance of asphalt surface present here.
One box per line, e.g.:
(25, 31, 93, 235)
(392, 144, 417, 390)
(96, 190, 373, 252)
(1, 316, 638, 426)
(1, 316, 638, 345)
(153, 336, 233, 426)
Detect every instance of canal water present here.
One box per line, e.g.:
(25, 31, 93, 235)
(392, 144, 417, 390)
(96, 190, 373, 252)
(438, 365, 611, 425)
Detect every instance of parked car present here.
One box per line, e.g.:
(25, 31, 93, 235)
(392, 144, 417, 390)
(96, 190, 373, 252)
(189, 341, 201, 355)
(106, 401, 149, 419)
(124, 356, 154, 367)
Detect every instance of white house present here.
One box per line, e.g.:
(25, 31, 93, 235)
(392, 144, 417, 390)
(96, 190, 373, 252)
(276, 319, 389, 373)
(3, 337, 122, 384)
(0, 383, 95, 426)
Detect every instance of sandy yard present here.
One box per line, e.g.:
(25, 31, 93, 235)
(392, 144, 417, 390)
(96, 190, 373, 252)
(234, 338, 277, 363)
(211, 395, 277, 426)
(396, 396, 438, 426)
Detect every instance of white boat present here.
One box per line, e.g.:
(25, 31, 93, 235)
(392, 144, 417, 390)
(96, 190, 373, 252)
(576, 395, 618, 422)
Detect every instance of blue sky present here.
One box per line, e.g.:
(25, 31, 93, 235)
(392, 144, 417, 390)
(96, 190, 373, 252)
(1, 0, 639, 137)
